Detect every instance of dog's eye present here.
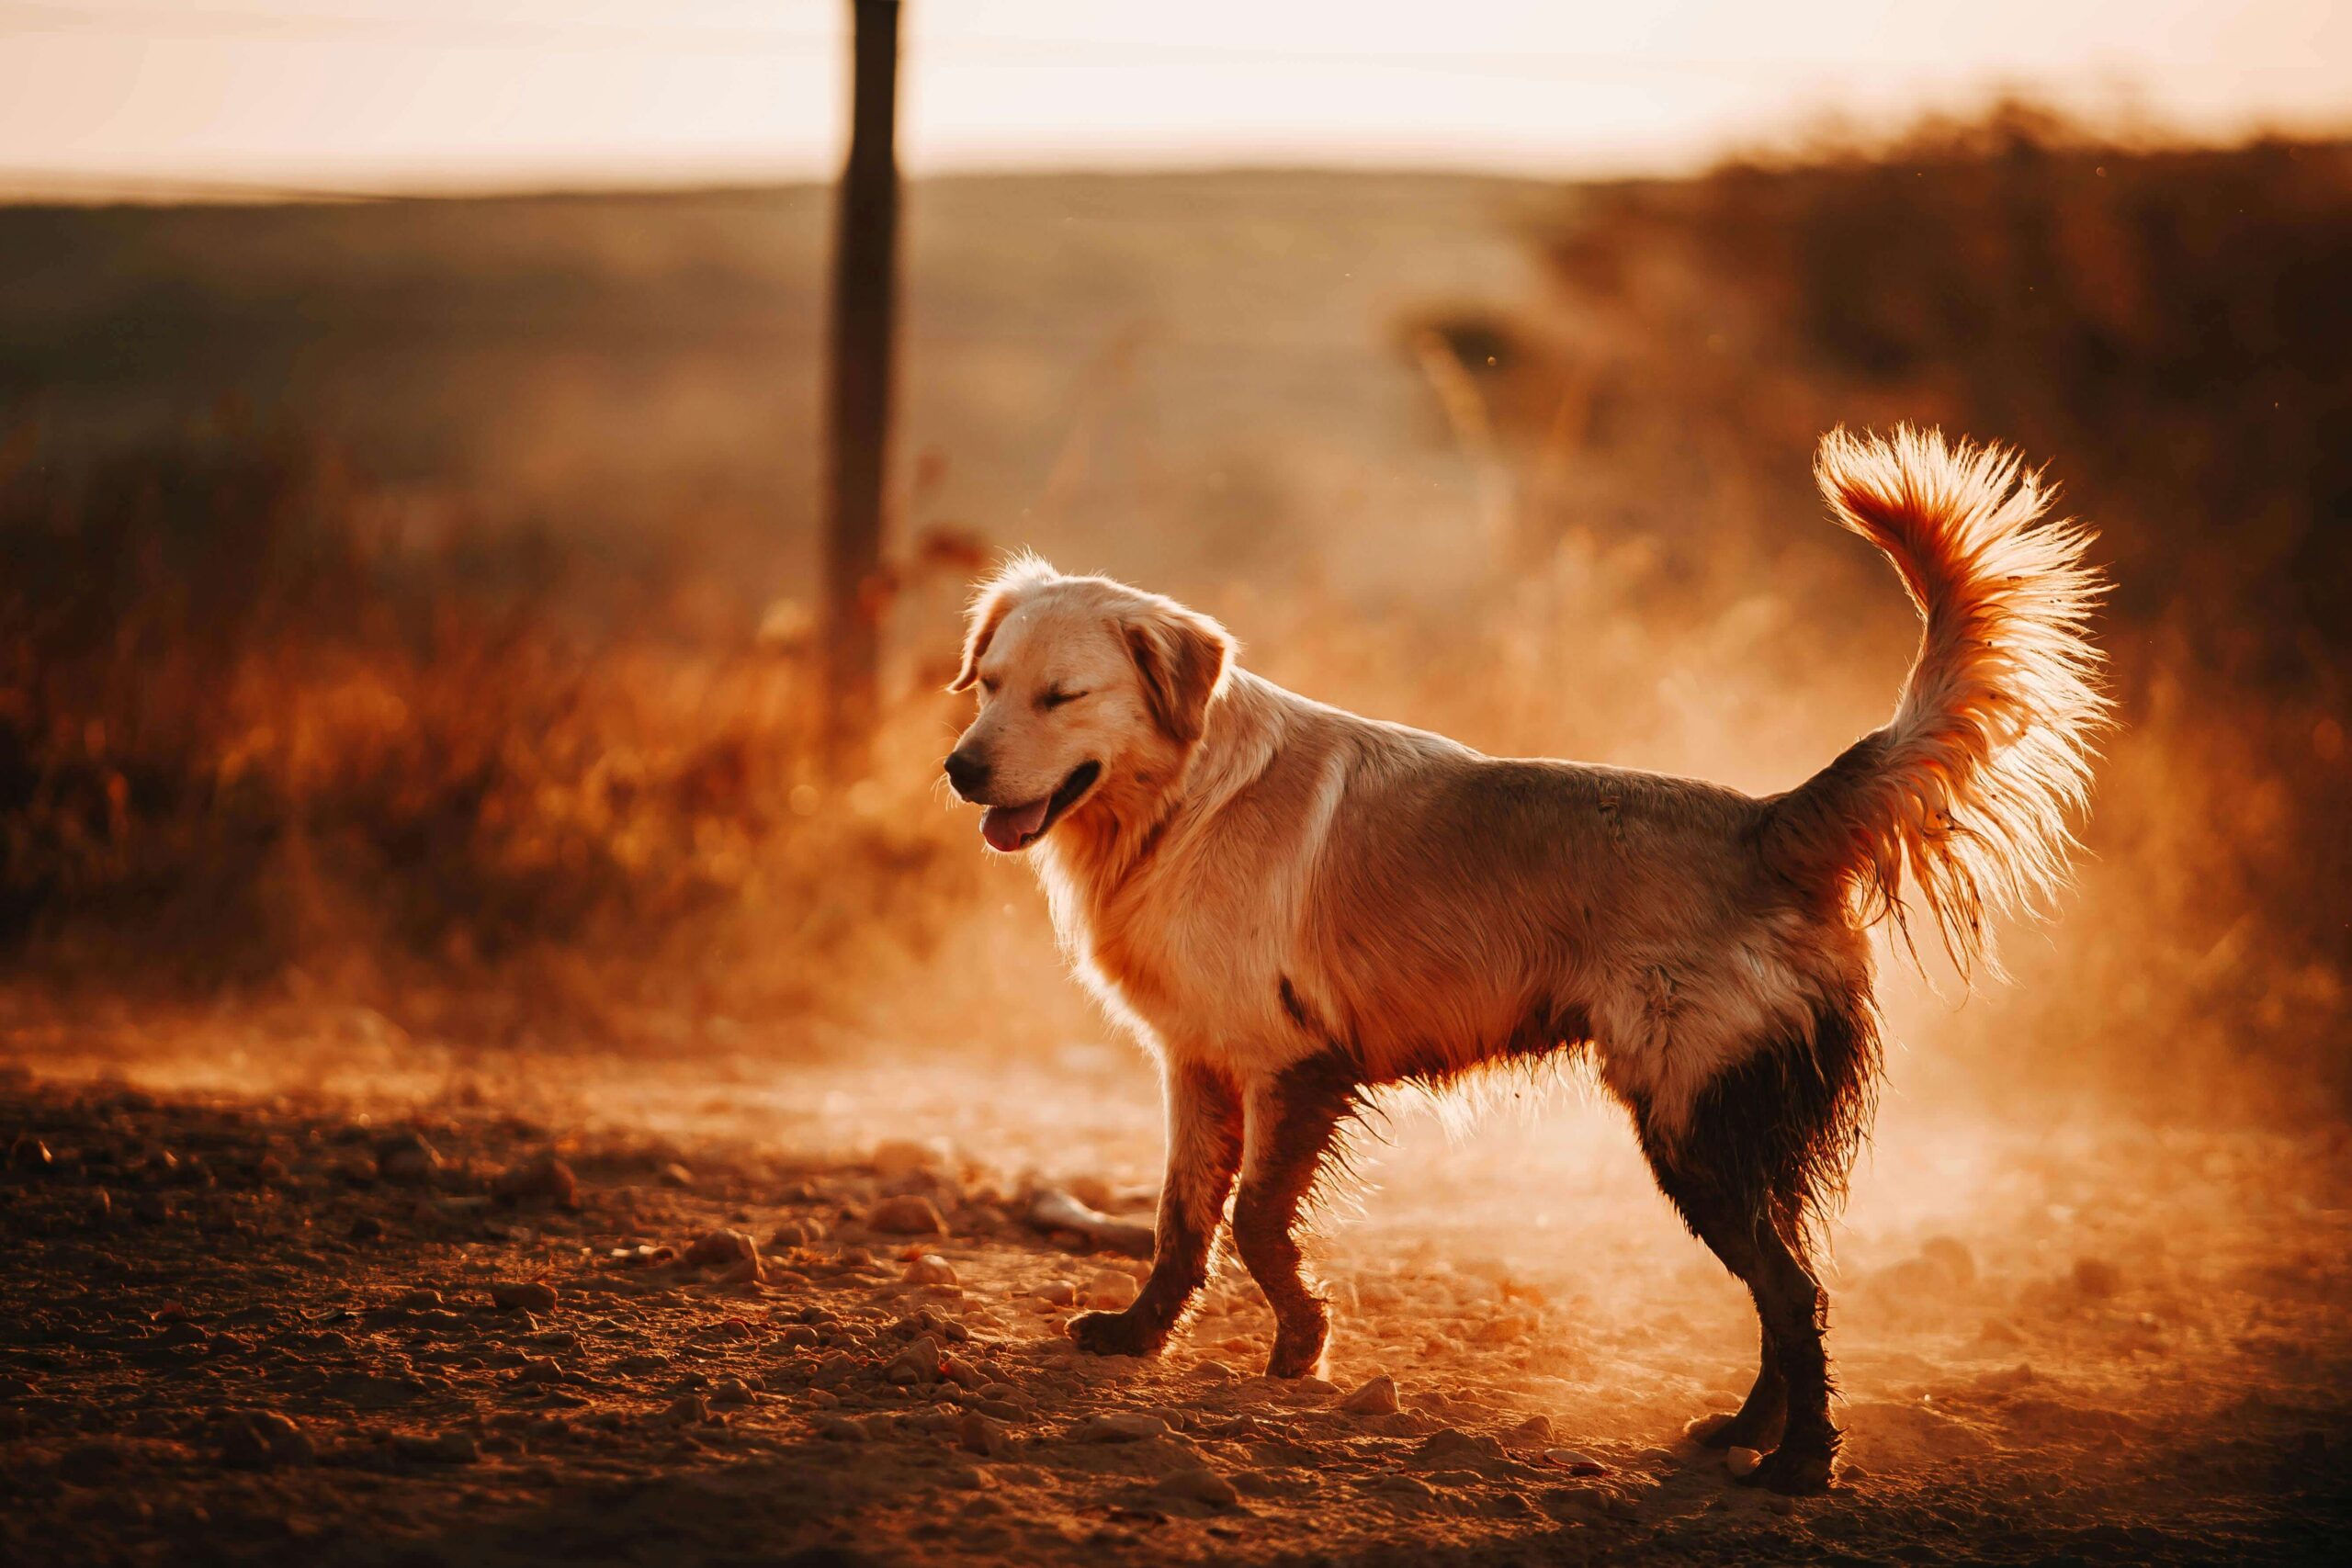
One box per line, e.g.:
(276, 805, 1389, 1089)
(1039, 689, 1086, 711)
(979, 678, 1001, 696)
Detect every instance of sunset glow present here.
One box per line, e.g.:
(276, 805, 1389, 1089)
(1, 0, 2346, 195)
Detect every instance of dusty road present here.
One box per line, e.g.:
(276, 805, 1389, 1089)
(3, 1010, 2349, 1566)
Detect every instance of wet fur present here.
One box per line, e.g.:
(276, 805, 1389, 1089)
(948, 427, 2108, 1495)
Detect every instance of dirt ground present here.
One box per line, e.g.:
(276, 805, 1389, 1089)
(4, 1005, 2349, 1567)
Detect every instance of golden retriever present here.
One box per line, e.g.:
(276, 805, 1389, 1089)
(944, 427, 2108, 1494)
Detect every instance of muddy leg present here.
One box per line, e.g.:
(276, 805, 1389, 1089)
(1645, 1131, 1838, 1495)
(1229, 1058, 1356, 1379)
(1070, 1061, 1243, 1358)
(1687, 1325, 1789, 1453)
(1736, 1216, 1838, 1495)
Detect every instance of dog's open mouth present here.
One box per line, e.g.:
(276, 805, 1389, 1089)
(979, 761, 1102, 852)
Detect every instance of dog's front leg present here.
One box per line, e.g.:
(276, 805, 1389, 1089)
(1230, 1058, 1356, 1379)
(1069, 1060, 1242, 1359)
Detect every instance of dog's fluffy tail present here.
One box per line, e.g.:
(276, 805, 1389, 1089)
(1765, 427, 2111, 976)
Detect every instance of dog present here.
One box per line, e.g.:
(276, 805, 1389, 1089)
(943, 427, 2107, 1495)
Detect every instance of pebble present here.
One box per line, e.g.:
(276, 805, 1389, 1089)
(491, 1281, 558, 1314)
(1724, 1446, 1764, 1478)
(1543, 1449, 1609, 1476)
(1367, 1473, 1433, 1498)
(1413, 1428, 1505, 1467)
(492, 1155, 578, 1209)
(1507, 1414, 1556, 1445)
(663, 1393, 709, 1426)
(815, 1414, 868, 1442)
(1083, 1269, 1139, 1310)
(349, 1214, 384, 1242)
(220, 1410, 313, 1470)
(708, 1377, 756, 1407)
(657, 1162, 695, 1189)
(684, 1228, 760, 1269)
(9, 1134, 52, 1174)
(959, 1412, 1013, 1457)
(866, 1195, 947, 1236)
(1035, 1281, 1078, 1307)
(905, 1254, 958, 1287)
(1155, 1467, 1239, 1507)
(1339, 1374, 1399, 1416)
(1070, 1411, 1168, 1443)
(374, 1132, 443, 1185)
(769, 1218, 827, 1248)
(886, 1336, 943, 1384)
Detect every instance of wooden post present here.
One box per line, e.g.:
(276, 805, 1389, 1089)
(821, 0, 901, 777)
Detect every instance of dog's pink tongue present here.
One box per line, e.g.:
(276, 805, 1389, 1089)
(980, 799, 1049, 852)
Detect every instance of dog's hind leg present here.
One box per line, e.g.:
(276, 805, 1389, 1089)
(1730, 1213, 1837, 1495)
(1640, 1130, 1837, 1494)
(1650, 1003, 1876, 1492)
(1633, 1096, 1788, 1456)
(1071, 1061, 1244, 1359)
(1687, 1324, 1789, 1454)
(1635, 1019, 1872, 1496)
(1230, 1055, 1358, 1379)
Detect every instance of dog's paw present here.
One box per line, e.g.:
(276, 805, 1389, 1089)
(1734, 1444, 1836, 1496)
(1685, 1407, 1787, 1452)
(1068, 1309, 1162, 1358)
(1262, 1325, 1329, 1381)
(1684, 1412, 1739, 1448)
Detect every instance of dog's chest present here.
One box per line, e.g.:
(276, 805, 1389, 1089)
(1068, 867, 1292, 1055)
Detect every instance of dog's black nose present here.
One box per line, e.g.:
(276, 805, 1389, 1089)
(944, 750, 989, 799)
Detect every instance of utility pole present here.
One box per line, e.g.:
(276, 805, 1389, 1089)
(821, 0, 900, 777)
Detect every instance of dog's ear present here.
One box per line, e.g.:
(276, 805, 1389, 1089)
(949, 557, 1058, 692)
(1125, 602, 1233, 744)
(948, 591, 1012, 693)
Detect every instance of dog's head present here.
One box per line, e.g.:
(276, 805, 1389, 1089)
(944, 557, 1232, 852)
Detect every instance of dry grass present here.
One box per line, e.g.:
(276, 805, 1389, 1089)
(0, 428, 988, 1043)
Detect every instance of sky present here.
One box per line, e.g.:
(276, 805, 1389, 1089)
(1, 0, 2346, 196)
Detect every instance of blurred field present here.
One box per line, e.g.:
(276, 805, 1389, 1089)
(1, 115, 2346, 1118)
